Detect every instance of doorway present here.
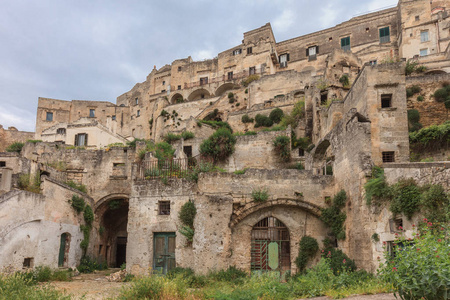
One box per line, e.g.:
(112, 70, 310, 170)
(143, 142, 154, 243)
(58, 233, 71, 267)
(153, 232, 176, 274)
(116, 237, 127, 267)
(251, 217, 290, 273)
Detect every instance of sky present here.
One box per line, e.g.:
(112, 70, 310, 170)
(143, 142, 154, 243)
(0, 0, 398, 132)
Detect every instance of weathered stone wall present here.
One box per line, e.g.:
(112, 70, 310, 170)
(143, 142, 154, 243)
(0, 125, 34, 152)
(406, 73, 450, 127)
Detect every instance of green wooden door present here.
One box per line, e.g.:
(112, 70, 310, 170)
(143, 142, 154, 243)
(153, 233, 176, 274)
(58, 233, 67, 267)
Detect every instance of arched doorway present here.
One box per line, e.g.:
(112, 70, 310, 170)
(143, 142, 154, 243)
(187, 88, 211, 101)
(96, 198, 129, 268)
(58, 232, 71, 267)
(251, 217, 290, 273)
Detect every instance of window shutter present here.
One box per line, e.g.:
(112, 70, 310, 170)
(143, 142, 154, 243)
(306, 48, 309, 57)
(287, 53, 290, 61)
(316, 46, 319, 54)
(386, 27, 390, 36)
(85, 134, 88, 146)
(74, 134, 78, 146)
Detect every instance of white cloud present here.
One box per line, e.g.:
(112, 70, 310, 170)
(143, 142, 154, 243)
(273, 9, 295, 33)
(319, 3, 340, 29)
(367, 0, 398, 12)
(192, 49, 215, 61)
(0, 109, 35, 132)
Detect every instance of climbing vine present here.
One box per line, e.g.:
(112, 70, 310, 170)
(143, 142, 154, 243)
(320, 190, 347, 240)
(295, 236, 319, 272)
(273, 135, 291, 162)
(70, 194, 94, 254)
(179, 201, 197, 243)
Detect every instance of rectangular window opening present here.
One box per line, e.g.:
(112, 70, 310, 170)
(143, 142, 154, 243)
(369, 60, 377, 66)
(159, 201, 171, 215)
(112, 115, 116, 121)
(420, 31, 429, 42)
(233, 49, 242, 55)
(247, 47, 253, 55)
(89, 109, 95, 118)
(177, 85, 181, 90)
(46, 112, 53, 121)
(420, 48, 428, 57)
(307, 46, 317, 61)
(228, 71, 233, 80)
(135, 98, 139, 105)
(279, 53, 289, 67)
(0, 161, 6, 167)
(74, 133, 88, 147)
(249, 66, 256, 75)
(341, 36, 350, 51)
(200, 77, 208, 85)
(178, 66, 182, 72)
(381, 94, 392, 108)
(162, 81, 165, 85)
(382, 151, 395, 163)
(137, 110, 140, 117)
(379, 27, 390, 43)
(23, 258, 34, 268)
(298, 148, 305, 157)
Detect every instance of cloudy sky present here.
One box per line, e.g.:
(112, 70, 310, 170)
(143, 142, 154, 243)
(0, 0, 397, 132)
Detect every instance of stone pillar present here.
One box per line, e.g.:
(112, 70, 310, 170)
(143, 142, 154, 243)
(0, 167, 13, 192)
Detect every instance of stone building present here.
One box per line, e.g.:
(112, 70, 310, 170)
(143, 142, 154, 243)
(1, 0, 449, 275)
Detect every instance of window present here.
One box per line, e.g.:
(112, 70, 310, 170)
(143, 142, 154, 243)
(23, 258, 34, 268)
(0, 161, 5, 167)
(112, 115, 116, 120)
(89, 109, 95, 118)
(178, 66, 182, 71)
(228, 71, 233, 80)
(415, 15, 420, 21)
(247, 47, 253, 54)
(162, 81, 165, 85)
(420, 49, 428, 56)
(369, 60, 377, 66)
(382, 151, 395, 163)
(389, 218, 403, 233)
(56, 128, 66, 135)
(137, 110, 140, 117)
(279, 53, 290, 67)
(341, 36, 350, 51)
(135, 98, 139, 105)
(379, 27, 390, 43)
(200, 77, 208, 85)
(46, 112, 53, 121)
(307, 46, 318, 61)
(177, 85, 181, 90)
(420, 31, 429, 42)
(328, 37, 333, 41)
(298, 148, 304, 157)
(159, 201, 170, 215)
(74, 133, 88, 146)
(161, 89, 166, 93)
(381, 94, 392, 108)
(232, 48, 242, 55)
(201, 94, 205, 99)
(249, 66, 256, 75)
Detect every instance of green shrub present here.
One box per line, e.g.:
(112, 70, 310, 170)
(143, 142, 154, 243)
(406, 88, 413, 98)
(339, 74, 349, 87)
(295, 236, 319, 272)
(320, 190, 347, 240)
(26, 139, 42, 144)
(163, 132, 181, 143)
(409, 121, 450, 151)
(241, 114, 254, 123)
(434, 88, 448, 102)
(200, 128, 236, 162)
(269, 108, 284, 124)
(417, 95, 424, 101)
(254, 114, 273, 128)
(261, 125, 286, 132)
(364, 167, 391, 205)
(70, 194, 85, 213)
(323, 248, 356, 275)
(390, 178, 421, 220)
(179, 201, 196, 228)
(203, 109, 219, 121)
(179, 226, 195, 242)
(407, 109, 420, 123)
(410, 85, 421, 94)
(154, 142, 175, 162)
(83, 205, 94, 225)
(280, 100, 305, 128)
(241, 74, 260, 87)
(33, 266, 52, 282)
(66, 180, 87, 193)
(118, 274, 188, 299)
(380, 222, 450, 300)
(197, 120, 232, 132)
(371, 233, 379, 242)
(77, 256, 106, 273)
(251, 188, 269, 202)
(126, 138, 145, 148)
(420, 184, 449, 223)
(288, 162, 304, 170)
(6, 142, 24, 153)
(210, 266, 248, 284)
(181, 131, 194, 140)
(273, 135, 291, 162)
(405, 60, 418, 76)
(108, 199, 121, 210)
(234, 168, 247, 175)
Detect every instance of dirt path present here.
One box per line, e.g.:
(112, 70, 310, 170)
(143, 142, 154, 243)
(50, 269, 129, 300)
(299, 294, 396, 300)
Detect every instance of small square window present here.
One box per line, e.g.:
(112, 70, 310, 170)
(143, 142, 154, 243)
(112, 115, 116, 120)
(298, 148, 305, 157)
(366, 27, 370, 32)
(200, 77, 208, 85)
(279, 53, 290, 66)
(381, 94, 392, 108)
(415, 15, 420, 21)
(159, 201, 170, 215)
(420, 49, 428, 56)
(23, 257, 34, 268)
(233, 49, 242, 55)
(228, 71, 233, 80)
(328, 37, 333, 41)
(46, 112, 53, 121)
(247, 47, 253, 54)
(0, 161, 6, 167)
(162, 81, 165, 85)
(389, 218, 403, 233)
(178, 66, 182, 71)
(420, 31, 429, 42)
(161, 89, 166, 93)
(89, 109, 95, 118)
(75, 133, 88, 146)
(177, 85, 181, 90)
(137, 110, 140, 117)
(382, 151, 395, 163)
(135, 98, 139, 105)
(249, 66, 256, 75)
(201, 94, 205, 99)
(369, 60, 377, 66)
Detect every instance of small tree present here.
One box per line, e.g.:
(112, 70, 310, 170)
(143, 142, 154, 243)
(200, 128, 236, 162)
(273, 135, 291, 162)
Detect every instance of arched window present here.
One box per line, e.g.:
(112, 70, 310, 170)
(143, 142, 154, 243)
(251, 217, 290, 273)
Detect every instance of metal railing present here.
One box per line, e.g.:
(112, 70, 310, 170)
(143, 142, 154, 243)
(135, 156, 213, 180)
(183, 69, 261, 89)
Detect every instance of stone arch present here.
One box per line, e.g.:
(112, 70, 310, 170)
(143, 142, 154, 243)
(215, 83, 239, 97)
(95, 194, 129, 268)
(312, 139, 333, 175)
(424, 69, 447, 75)
(187, 88, 211, 101)
(170, 93, 184, 104)
(230, 198, 322, 228)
